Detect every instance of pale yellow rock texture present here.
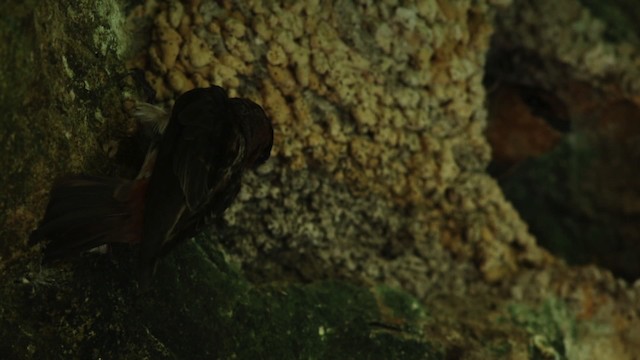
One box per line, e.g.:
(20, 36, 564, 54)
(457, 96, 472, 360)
(139, 0, 545, 293)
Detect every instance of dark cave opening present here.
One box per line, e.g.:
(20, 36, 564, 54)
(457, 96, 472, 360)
(483, 44, 640, 282)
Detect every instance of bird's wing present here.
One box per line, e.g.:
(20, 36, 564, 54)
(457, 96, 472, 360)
(169, 86, 242, 212)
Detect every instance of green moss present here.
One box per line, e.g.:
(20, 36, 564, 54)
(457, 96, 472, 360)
(139, 239, 441, 359)
(507, 298, 576, 360)
(373, 285, 427, 330)
(0, 238, 441, 359)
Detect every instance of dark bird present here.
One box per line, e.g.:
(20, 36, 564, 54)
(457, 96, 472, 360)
(29, 86, 274, 286)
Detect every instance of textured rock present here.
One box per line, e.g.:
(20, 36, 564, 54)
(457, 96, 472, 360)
(136, 0, 543, 295)
(1, 0, 639, 358)
(136, 0, 639, 357)
(490, 0, 640, 279)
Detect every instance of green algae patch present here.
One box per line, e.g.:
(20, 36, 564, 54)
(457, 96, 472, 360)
(507, 299, 576, 360)
(373, 285, 428, 323)
(140, 239, 441, 359)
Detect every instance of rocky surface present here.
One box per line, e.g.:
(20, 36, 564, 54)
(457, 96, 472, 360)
(489, 0, 640, 281)
(0, 0, 639, 358)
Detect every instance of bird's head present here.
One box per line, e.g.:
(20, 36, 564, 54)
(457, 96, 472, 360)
(229, 98, 274, 168)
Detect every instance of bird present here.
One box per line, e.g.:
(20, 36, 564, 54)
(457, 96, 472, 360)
(29, 86, 274, 287)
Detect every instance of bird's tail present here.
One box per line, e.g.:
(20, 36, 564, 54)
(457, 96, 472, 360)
(29, 175, 147, 263)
